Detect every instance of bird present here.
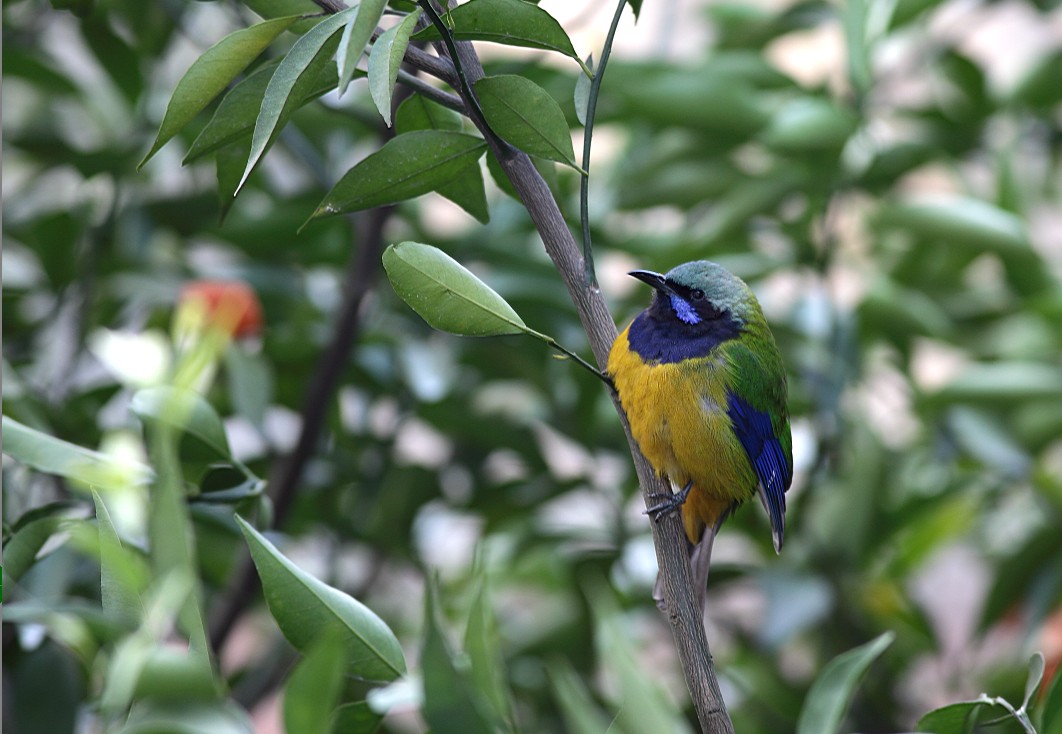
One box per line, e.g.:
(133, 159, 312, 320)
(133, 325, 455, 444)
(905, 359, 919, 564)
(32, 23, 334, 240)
(607, 260, 792, 611)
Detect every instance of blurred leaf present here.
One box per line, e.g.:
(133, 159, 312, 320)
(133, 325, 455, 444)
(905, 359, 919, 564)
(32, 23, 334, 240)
(1023, 653, 1045, 710)
(2, 416, 153, 492)
(1010, 50, 1062, 109)
(759, 569, 834, 649)
(796, 631, 895, 734)
(590, 580, 691, 734)
(476, 75, 578, 168)
(548, 660, 613, 734)
(3, 508, 70, 582)
(948, 407, 1031, 478)
(464, 575, 515, 730)
(115, 701, 254, 734)
(83, 17, 143, 103)
(337, 0, 386, 95)
(223, 345, 274, 427)
(367, 9, 422, 126)
(132, 648, 222, 702)
(131, 386, 231, 459)
(916, 701, 986, 733)
(877, 197, 1031, 253)
(1043, 666, 1062, 734)
(215, 136, 252, 224)
(382, 242, 527, 337)
(760, 97, 857, 153)
(92, 491, 145, 624)
(330, 702, 384, 734)
(981, 528, 1062, 629)
(140, 15, 300, 167)
(239, 8, 356, 192)
(421, 576, 497, 734)
(9, 641, 82, 734)
(312, 131, 487, 217)
(237, 516, 406, 681)
(414, 0, 585, 70)
(929, 363, 1062, 406)
(283, 629, 350, 734)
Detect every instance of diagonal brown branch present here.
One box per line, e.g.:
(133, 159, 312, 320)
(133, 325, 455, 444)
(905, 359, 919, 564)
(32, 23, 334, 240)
(424, 28, 736, 734)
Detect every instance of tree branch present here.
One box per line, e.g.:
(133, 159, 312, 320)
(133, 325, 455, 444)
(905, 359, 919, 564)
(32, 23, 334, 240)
(430, 29, 735, 734)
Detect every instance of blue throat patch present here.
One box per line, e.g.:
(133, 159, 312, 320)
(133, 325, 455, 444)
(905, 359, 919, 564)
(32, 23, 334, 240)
(626, 302, 741, 364)
(669, 294, 701, 324)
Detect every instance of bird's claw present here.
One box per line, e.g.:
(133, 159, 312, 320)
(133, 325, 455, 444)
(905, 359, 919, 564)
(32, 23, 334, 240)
(644, 481, 694, 522)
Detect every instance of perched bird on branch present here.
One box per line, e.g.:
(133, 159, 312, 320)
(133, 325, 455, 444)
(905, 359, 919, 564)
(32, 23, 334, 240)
(608, 261, 793, 611)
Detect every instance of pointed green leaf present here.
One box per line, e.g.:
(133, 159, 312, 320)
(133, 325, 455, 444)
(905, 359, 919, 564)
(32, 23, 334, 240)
(131, 386, 231, 458)
(184, 60, 340, 164)
(283, 629, 350, 734)
(337, 0, 387, 96)
(796, 631, 895, 734)
(916, 701, 987, 733)
(464, 576, 515, 729)
(382, 242, 527, 337)
(216, 136, 252, 224)
(395, 94, 463, 134)
(140, 16, 301, 168)
(1, 416, 153, 491)
(367, 9, 422, 126)
(312, 131, 486, 217)
(548, 661, 613, 734)
(239, 8, 356, 193)
(92, 491, 145, 624)
(436, 165, 489, 224)
(236, 516, 406, 681)
(475, 75, 578, 168)
(421, 577, 496, 734)
(574, 54, 593, 126)
(413, 0, 584, 71)
(330, 702, 384, 734)
(1022, 652, 1045, 710)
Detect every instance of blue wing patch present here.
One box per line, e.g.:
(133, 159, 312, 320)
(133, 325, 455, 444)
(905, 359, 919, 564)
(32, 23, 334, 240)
(725, 391, 791, 552)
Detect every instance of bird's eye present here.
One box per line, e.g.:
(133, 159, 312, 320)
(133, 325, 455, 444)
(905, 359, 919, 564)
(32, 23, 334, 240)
(690, 289, 705, 301)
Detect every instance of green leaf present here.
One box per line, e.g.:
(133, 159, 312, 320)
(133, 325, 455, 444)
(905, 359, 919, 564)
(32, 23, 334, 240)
(92, 491, 145, 624)
(367, 9, 422, 126)
(548, 661, 613, 734)
(476, 75, 578, 168)
(395, 94, 463, 134)
(574, 54, 593, 126)
(184, 60, 340, 164)
(283, 629, 350, 734)
(1, 415, 153, 491)
(916, 701, 986, 733)
(3, 504, 74, 582)
(215, 136, 252, 224)
(877, 197, 1031, 253)
(236, 516, 406, 681)
(382, 242, 528, 337)
(337, 0, 387, 96)
(1042, 666, 1062, 734)
(1023, 652, 1045, 710)
(312, 131, 487, 218)
(929, 362, 1062, 406)
(464, 576, 515, 730)
(796, 631, 895, 734)
(239, 8, 356, 193)
(413, 0, 585, 70)
(392, 97, 488, 223)
(421, 576, 496, 734)
(131, 386, 231, 458)
(223, 345, 274, 427)
(140, 16, 300, 168)
(330, 702, 384, 734)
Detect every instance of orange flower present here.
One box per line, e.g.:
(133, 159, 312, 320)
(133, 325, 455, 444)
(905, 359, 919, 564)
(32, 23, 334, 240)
(178, 280, 263, 338)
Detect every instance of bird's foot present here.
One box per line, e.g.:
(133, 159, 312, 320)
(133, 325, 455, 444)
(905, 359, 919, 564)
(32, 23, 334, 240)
(645, 480, 694, 522)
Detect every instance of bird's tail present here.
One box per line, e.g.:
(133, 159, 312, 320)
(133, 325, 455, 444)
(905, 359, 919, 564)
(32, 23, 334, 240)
(653, 510, 730, 614)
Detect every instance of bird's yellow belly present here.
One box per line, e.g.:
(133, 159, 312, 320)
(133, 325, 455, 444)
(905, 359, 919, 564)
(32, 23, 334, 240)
(608, 333, 757, 543)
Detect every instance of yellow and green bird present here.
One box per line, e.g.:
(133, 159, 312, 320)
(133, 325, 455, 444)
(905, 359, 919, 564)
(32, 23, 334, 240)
(607, 261, 792, 609)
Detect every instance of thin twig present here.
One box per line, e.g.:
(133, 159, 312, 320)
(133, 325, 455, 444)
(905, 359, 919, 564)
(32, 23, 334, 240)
(579, 0, 626, 287)
(395, 69, 464, 112)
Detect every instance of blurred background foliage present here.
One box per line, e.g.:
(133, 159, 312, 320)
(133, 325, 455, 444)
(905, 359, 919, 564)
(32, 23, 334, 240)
(3, 0, 1062, 732)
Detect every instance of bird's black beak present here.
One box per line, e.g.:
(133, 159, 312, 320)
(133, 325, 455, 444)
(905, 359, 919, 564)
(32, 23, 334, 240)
(628, 270, 671, 294)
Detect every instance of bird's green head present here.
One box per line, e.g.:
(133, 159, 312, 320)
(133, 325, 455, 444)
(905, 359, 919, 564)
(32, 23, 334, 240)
(629, 260, 758, 329)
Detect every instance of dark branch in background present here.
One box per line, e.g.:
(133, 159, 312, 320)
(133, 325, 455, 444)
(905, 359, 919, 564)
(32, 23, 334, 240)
(309, 0, 346, 14)
(423, 10, 735, 734)
(209, 87, 412, 654)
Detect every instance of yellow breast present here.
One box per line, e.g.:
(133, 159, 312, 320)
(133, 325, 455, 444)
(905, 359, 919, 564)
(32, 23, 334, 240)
(608, 324, 757, 542)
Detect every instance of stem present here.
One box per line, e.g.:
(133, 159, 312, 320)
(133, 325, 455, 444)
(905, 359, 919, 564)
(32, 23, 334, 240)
(579, 0, 627, 287)
(395, 69, 464, 111)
